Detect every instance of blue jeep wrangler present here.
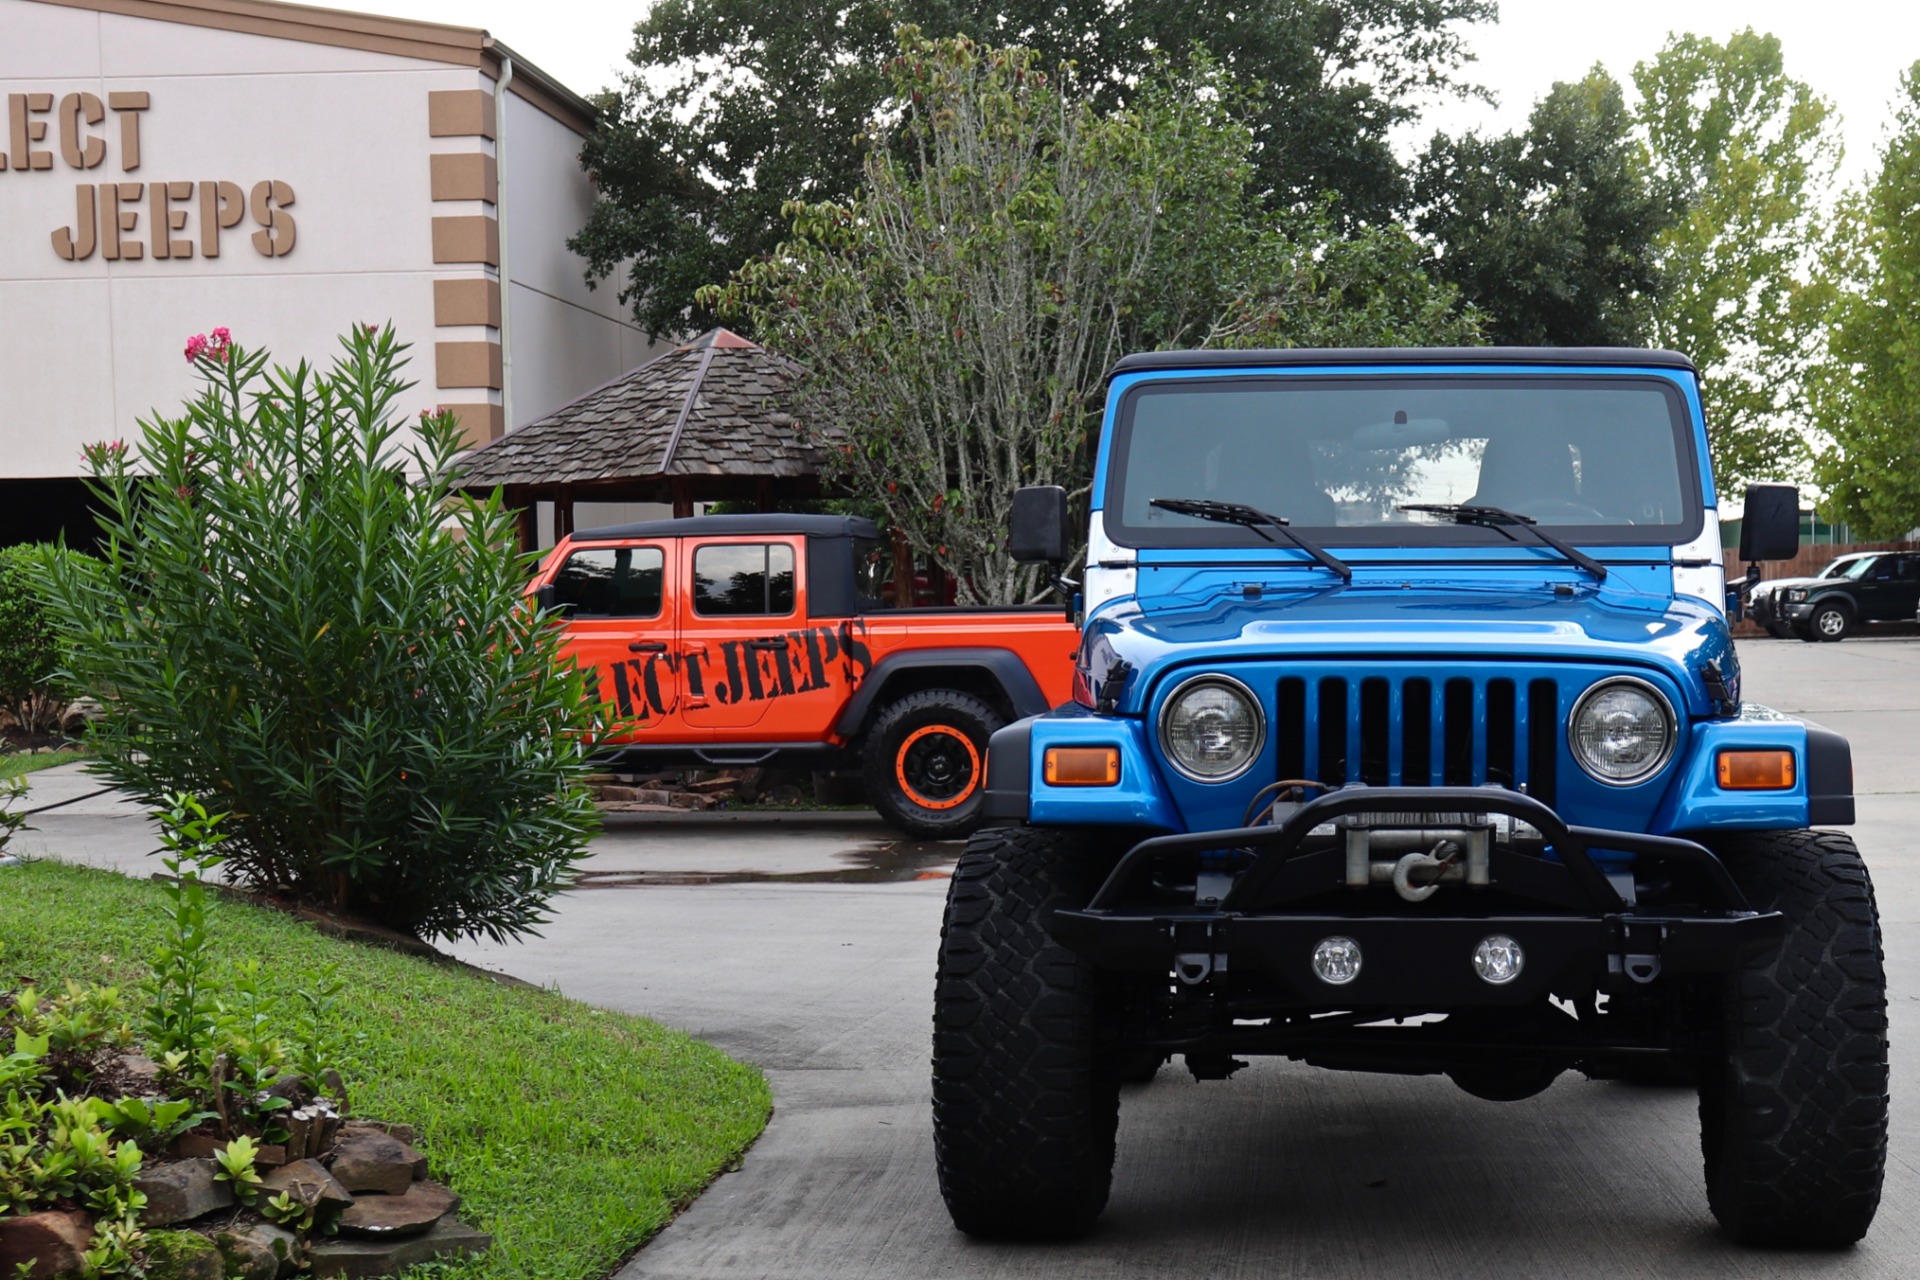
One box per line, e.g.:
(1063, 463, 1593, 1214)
(931, 347, 1886, 1247)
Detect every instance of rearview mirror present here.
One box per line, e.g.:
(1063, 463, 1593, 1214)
(1739, 484, 1800, 563)
(1010, 486, 1070, 565)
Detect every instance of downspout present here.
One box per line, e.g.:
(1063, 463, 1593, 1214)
(493, 53, 515, 434)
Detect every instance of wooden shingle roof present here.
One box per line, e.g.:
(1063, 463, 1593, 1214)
(453, 329, 823, 490)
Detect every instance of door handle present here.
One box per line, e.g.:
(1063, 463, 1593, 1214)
(747, 639, 788, 652)
(628, 641, 667, 653)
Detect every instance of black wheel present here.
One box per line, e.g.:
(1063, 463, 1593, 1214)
(1699, 830, 1887, 1246)
(1807, 601, 1853, 641)
(862, 689, 1003, 839)
(1765, 622, 1793, 639)
(932, 825, 1119, 1239)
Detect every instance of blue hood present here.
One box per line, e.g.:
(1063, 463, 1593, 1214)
(1079, 565, 1736, 720)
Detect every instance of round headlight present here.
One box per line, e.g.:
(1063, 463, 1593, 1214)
(1568, 678, 1676, 785)
(1159, 675, 1264, 782)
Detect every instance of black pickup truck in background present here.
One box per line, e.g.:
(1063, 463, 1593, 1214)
(1748, 550, 1920, 641)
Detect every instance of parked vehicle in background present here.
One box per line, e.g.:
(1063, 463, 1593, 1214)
(531, 514, 1079, 837)
(932, 347, 1885, 1249)
(1747, 550, 1920, 641)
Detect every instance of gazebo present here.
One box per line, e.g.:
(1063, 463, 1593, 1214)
(453, 328, 828, 549)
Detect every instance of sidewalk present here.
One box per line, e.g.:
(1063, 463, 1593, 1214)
(7, 761, 157, 875)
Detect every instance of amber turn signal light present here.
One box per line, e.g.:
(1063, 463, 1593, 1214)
(1045, 747, 1121, 786)
(1717, 749, 1795, 790)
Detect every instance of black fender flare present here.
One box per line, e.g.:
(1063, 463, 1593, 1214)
(1806, 591, 1857, 618)
(833, 648, 1050, 738)
(980, 718, 1036, 824)
(1804, 721, 1855, 825)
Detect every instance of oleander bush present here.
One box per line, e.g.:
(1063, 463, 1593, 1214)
(0, 542, 89, 741)
(35, 325, 602, 943)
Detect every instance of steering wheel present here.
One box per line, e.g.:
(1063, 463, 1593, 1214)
(1515, 500, 1607, 522)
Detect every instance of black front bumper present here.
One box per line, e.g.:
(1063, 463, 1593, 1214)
(1050, 786, 1783, 1006)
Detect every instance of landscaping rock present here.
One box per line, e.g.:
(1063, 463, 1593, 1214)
(328, 1130, 422, 1194)
(261, 1158, 353, 1209)
(216, 1223, 302, 1280)
(598, 785, 640, 802)
(336, 1180, 458, 1237)
(168, 1133, 224, 1160)
(136, 1157, 236, 1225)
(341, 1120, 416, 1147)
(683, 773, 741, 794)
(142, 1229, 223, 1280)
(667, 790, 716, 810)
(0, 1208, 92, 1279)
(308, 1217, 490, 1278)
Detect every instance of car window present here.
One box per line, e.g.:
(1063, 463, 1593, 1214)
(1870, 558, 1899, 581)
(693, 543, 797, 616)
(551, 547, 665, 618)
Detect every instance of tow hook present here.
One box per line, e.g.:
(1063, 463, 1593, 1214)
(1391, 850, 1446, 902)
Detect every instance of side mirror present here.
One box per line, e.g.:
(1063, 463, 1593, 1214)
(534, 584, 557, 612)
(1739, 483, 1800, 563)
(1009, 486, 1070, 565)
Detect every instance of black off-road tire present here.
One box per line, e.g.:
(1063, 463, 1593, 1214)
(932, 825, 1119, 1239)
(1765, 622, 1793, 639)
(863, 689, 1004, 839)
(1699, 829, 1887, 1247)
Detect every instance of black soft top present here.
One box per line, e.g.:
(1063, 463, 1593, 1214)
(1107, 347, 1698, 378)
(571, 513, 882, 541)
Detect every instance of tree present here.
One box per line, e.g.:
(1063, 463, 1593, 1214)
(704, 33, 1477, 603)
(573, 0, 1493, 338)
(0, 545, 86, 740)
(1636, 31, 1842, 488)
(1813, 66, 1920, 539)
(1415, 70, 1669, 347)
(37, 326, 603, 943)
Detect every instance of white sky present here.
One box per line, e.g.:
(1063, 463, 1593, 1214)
(373, 0, 1920, 183)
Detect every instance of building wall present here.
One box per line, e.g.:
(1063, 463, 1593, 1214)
(0, 0, 649, 502)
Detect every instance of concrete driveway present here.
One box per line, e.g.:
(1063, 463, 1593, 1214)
(19, 639, 1920, 1276)
(443, 637, 1920, 1280)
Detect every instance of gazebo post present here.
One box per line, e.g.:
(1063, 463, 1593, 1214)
(556, 485, 575, 541)
(755, 478, 773, 513)
(511, 490, 537, 555)
(672, 478, 693, 520)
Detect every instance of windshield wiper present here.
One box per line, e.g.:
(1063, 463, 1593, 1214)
(1399, 503, 1608, 582)
(1150, 498, 1353, 582)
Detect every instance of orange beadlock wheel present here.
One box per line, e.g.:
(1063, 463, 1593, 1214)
(895, 723, 983, 811)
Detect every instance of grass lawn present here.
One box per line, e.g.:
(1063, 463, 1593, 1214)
(0, 860, 771, 1279)
(0, 748, 87, 779)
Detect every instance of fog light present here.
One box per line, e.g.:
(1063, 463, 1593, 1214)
(1472, 935, 1524, 985)
(1311, 936, 1362, 985)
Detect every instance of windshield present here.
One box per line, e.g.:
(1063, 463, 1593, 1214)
(1821, 557, 1873, 580)
(1104, 376, 1700, 549)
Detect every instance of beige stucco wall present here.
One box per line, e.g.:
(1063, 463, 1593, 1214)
(0, 0, 648, 482)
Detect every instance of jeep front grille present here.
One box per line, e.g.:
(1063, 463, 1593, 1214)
(1273, 671, 1562, 806)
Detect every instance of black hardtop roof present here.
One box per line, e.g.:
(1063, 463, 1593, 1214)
(570, 513, 882, 541)
(1108, 347, 1698, 378)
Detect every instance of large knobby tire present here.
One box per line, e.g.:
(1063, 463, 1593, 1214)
(1765, 622, 1793, 640)
(932, 825, 1119, 1239)
(863, 689, 1004, 839)
(1806, 601, 1853, 642)
(1699, 829, 1888, 1247)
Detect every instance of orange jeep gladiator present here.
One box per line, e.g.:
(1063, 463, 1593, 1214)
(531, 514, 1079, 837)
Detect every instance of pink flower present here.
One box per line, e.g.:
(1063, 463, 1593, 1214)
(211, 327, 231, 344)
(184, 333, 208, 362)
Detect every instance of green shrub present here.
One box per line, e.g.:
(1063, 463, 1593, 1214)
(0, 542, 83, 739)
(36, 324, 602, 943)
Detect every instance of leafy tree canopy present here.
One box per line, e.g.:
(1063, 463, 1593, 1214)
(1814, 65, 1920, 539)
(703, 32, 1477, 603)
(1415, 69, 1669, 347)
(574, 0, 1493, 338)
(1637, 30, 1841, 488)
